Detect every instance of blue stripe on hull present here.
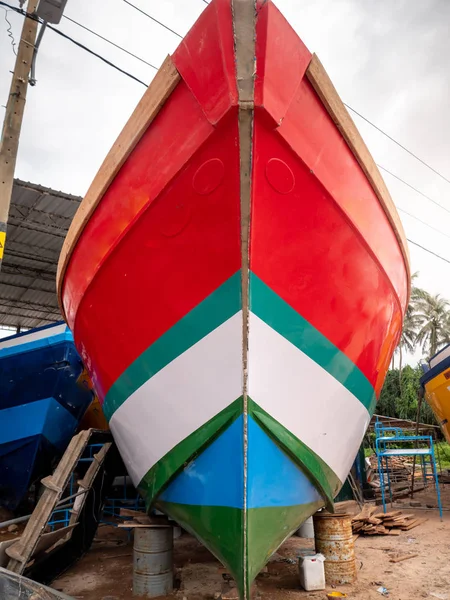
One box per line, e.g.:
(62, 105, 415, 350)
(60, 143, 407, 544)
(0, 435, 61, 511)
(0, 341, 92, 418)
(158, 416, 322, 509)
(159, 416, 244, 508)
(246, 416, 322, 508)
(0, 397, 78, 450)
(0, 398, 79, 510)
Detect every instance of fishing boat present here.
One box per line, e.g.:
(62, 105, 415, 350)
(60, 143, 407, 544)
(0, 323, 95, 511)
(421, 345, 450, 443)
(57, 0, 410, 596)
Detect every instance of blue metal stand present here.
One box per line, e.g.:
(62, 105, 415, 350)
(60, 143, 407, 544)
(375, 420, 443, 519)
(48, 444, 144, 532)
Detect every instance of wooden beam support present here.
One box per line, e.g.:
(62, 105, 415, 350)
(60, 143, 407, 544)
(0, 1, 39, 270)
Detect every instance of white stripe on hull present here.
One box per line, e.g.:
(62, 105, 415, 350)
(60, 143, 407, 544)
(109, 312, 243, 485)
(0, 323, 69, 350)
(247, 313, 370, 483)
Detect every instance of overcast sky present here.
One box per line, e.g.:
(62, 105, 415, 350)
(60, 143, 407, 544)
(1, 0, 449, 361)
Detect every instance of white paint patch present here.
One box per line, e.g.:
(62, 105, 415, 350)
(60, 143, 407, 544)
(110, 312, 243, 485)
(247, 313, 370, 483)
(0, 323, 69, 350)
(430, 344, 450, 369)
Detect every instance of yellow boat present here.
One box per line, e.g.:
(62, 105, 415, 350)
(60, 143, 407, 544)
(421, 345, 450, 442)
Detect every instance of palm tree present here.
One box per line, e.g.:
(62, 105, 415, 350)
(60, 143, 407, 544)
(415, 292, 450, 359)
(395, 273, 422, 380)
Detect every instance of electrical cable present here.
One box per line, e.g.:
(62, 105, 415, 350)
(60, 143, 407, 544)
(3, 0, 450, 270)
(62, 13, 157, 70)
(407, 239, 450, 265)
(378, 164, 450, 216)
(397, 207, 450, 241)
(0, 1, 149, 87)
(346, 103, 450, 187)
(45, 20, 149, 87)
(1, 6, 17, 54)
(122, 0, 183, 39)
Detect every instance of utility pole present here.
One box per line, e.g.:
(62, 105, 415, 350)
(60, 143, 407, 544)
(0, 0, 39, 270)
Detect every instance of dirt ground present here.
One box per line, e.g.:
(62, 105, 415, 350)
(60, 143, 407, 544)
(51, 486, 450, 600)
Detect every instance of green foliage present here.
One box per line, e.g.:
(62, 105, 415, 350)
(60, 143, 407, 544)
(436, 442, 450, 470)
(384, 273, 450, 434)
(393, 274, 450, 365)
(378, 365, 437, 425)
(415, 293, 450, 359)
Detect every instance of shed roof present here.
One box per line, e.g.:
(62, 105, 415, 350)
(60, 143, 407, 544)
(0, 179, 81, 329)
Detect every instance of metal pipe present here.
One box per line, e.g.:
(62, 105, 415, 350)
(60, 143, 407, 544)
(0, 489, 88, 530)
(0, 514, 30, 530)
(29, 21, 47, 86)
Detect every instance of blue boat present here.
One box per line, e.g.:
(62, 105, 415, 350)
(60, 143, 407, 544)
(0, 323, 94, 511)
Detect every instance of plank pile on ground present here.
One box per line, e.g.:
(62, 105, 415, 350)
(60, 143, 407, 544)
(368, 455, 412, 483)
(351, 504, 427, 536)
(117, 508, 170, 528)
(367, 454, 426, 501)
(438, 470, 450, 484)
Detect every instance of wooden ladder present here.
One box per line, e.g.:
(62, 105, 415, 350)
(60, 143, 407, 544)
(6, 428, 112, 574)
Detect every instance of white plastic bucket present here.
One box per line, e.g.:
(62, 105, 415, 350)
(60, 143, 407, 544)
(296, 516, 314, 538)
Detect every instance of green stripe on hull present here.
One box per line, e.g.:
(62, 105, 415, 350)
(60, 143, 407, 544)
(157, 501, 245, 595)
(250, 272, 377, 415)
(103, 271, 242, 420)
(138, 397, 243, 503)
(157, 500, 324, 599)
(248, 397, 341, 507)
(246, 502, 323, 587)
(136, 396, 340, 514)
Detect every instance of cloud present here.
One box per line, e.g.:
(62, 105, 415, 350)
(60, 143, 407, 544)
(1, 0, 449, 361)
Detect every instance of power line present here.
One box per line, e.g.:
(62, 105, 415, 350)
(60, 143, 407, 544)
(378, 164, 450, 216)
(119, 3, 450, 193)
(122, 0, 183, 39)
(0, 1, 149, 87)
(1, 6, 17, 55)
(397, 207, 450, 241)
(45, 20, 149, 87)
(407, 238, 450, 265)
(346, 103, 450, 187)
(62, 14, 157, 70)
(3, 3, 450, 260)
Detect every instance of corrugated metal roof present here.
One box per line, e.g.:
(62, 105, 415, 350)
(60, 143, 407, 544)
(0, 179, 81, 329)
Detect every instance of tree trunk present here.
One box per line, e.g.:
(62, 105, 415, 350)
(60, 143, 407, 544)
(431, 326, 437, 358)
(399, 344, 403, 397)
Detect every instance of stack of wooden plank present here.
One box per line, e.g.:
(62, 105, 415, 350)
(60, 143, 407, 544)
(117, 508, 170, 528)
(368, 455, 412, 483)
(438, 470, 450, 484)
(367, 454, 426, 501)
(351, 505, 427, 536)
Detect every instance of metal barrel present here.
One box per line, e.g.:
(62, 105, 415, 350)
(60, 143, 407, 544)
(133, 526, 173, 597)
(313, 513, 357, 585)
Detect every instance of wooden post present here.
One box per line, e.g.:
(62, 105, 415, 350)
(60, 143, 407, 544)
(0, 0, 39, 269)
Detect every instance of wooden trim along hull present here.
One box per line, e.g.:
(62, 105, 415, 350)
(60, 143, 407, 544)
(57, 1, 410, 597)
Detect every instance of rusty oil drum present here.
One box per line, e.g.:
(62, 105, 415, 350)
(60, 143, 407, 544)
(313, 513, 356, 585)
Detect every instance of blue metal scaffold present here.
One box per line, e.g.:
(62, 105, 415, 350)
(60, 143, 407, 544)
(375, 420, 443, 518)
